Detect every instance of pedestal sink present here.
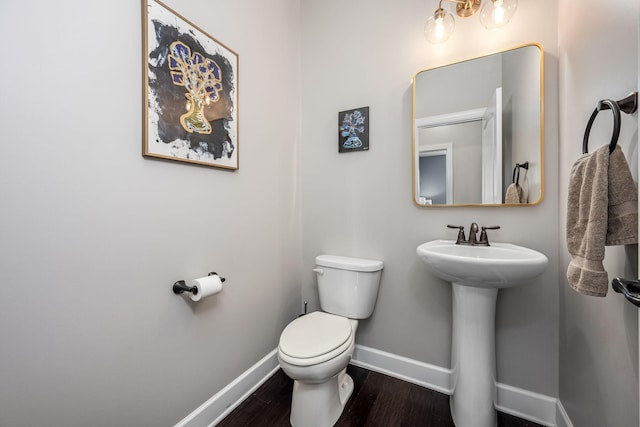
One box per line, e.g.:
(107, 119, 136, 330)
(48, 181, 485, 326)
(416, 240, 548, 427)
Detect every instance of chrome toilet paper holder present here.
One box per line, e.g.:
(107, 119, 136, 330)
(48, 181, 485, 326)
(172, 272, 226, 296)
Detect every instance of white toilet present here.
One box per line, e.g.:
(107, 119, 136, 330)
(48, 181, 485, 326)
(277, 255, 383, 427)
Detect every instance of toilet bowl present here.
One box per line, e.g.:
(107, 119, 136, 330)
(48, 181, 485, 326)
(277, 255, 383, 427)
(278, 311, 358, 427)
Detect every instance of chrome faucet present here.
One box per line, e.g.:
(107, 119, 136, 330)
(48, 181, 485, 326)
(447, 223, 500, 246)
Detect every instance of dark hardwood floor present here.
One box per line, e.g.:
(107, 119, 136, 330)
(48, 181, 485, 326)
(217, 365, 544, 427)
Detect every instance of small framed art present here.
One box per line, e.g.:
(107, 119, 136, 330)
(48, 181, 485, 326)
(338, 107, 369, 153)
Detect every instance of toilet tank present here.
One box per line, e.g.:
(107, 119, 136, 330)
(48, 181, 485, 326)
(315, 255, 384, 319)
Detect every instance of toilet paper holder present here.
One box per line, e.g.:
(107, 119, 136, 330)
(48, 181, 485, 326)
(173, 272, 226, 296)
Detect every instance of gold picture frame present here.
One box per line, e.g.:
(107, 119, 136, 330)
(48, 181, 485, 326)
(142, 0, 239, 169)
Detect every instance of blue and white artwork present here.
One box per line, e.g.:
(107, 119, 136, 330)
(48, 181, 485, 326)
(338, 107, 369, 153)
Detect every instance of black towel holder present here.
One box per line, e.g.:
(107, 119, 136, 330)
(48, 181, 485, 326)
(511, 162, 529, 185)
(612, 278, 640, 308)
(582, 92, 638, 154)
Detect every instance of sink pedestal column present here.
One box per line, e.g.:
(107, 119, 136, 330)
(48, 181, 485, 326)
(450, 283, 498, 427)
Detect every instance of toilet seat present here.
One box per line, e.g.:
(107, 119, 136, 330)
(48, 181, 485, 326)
(279, 311, 353, 367)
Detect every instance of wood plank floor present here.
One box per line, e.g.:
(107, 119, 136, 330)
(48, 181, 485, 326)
(217, 365, 544, 427)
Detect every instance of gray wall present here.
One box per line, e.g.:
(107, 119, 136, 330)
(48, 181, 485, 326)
(0, 0, 301, 426)
(558, 0, 640, 425)
(300, 0, 560, 396)
(414, 54, 502, 117)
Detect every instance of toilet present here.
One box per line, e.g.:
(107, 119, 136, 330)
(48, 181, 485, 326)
(277, 255, 383, 427)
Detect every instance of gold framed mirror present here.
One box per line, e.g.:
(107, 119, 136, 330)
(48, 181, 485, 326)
(412, 43, 544, 206)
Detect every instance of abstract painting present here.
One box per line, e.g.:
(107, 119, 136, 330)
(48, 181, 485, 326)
(142, 0, 239, 169)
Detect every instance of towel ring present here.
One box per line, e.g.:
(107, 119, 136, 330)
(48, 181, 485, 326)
(582, 99, 621, 154)
(582, 92, 638, 154)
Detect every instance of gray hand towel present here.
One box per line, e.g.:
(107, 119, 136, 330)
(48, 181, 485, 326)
(505, 183, 523, 204)
(606, 146, 638, 245)
(566, 145, 638, 297)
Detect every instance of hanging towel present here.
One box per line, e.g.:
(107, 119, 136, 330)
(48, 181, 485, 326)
(566, 145, 638, 297)
(505, 183, 524, 204)
(606, 146, 638, 245)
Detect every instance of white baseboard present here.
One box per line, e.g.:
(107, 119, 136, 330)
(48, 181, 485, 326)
(174, 349, 280, 427)
(351, 344, 453, 395)
(175, 344, 573, 427)
(555, 400, 574, 427)
(352, 344, 565, 427)
(495, 382, 557, 426)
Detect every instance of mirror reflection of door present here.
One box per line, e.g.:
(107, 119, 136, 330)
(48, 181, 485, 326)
(416, 91, 503, 205)
(418, 144, 452, 204)
(417, 117, 483, 204)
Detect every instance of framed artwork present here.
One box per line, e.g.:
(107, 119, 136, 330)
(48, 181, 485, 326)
(338, 106, 369, 153)
(142, 0, 239, 170)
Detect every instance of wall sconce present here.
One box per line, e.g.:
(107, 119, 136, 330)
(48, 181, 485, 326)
(424, 0, 517, 43)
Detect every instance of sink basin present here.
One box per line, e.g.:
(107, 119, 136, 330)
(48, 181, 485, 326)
(416, 239, 548, 288)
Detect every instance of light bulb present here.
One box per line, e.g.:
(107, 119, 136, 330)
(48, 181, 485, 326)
(435, 16, 445, 39)
(424, 8, 455, 43)
(480, 0, 517, 29)
(493, 2, 505, 23)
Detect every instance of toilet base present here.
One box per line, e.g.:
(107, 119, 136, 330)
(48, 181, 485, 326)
(290, 368, 354, 427)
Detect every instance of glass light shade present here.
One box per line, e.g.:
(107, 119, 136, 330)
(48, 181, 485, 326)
(424, 8, 455, 43)
(480, 0, 517, 29)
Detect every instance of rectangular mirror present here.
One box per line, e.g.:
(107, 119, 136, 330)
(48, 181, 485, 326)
(412, 43, 544, 206)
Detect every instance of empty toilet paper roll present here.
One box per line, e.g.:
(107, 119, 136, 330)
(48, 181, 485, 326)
(188, 275, 223, 301)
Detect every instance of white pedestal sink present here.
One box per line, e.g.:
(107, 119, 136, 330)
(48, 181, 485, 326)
(416, 240, 548, 427)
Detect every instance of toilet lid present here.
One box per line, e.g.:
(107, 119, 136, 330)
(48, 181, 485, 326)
(279, 311, 352, 360)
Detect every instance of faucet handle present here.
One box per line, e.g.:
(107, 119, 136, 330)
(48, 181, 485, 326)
(479, 225, 500, 245)
(447, 224, 466, 244)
